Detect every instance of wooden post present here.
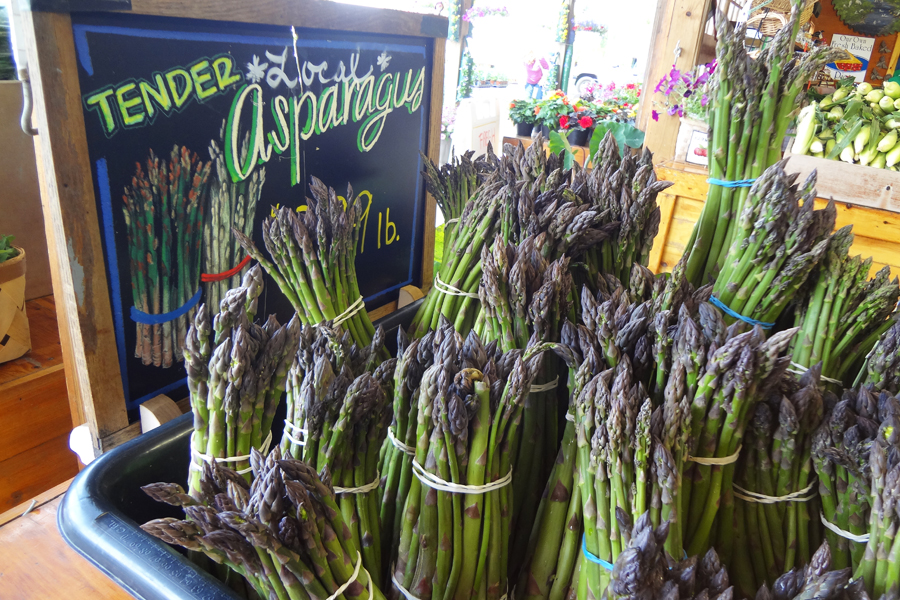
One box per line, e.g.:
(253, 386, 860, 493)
(639, 0, 712, 162)
(21, 9, 129, 455)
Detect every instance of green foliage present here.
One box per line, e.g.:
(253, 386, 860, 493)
(547, 130, 576, 171)
(0, 7, 15, 81)
(0, 235, 18, 263)
(457, 51, 475, 101)
(509, 99, 538, 125)
(588, 121, 645, 159)
(433, 223, 445, 273)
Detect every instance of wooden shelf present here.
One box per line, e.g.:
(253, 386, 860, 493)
(0, 295, 78, 512)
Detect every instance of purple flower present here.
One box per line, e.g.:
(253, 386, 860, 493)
(652, 110, 660, 121)
(696, 70, 710, 85)
(654, 77, 666, 93)
(678, 107, 684, 117)
(667, 104, 680, 116)
(701, 94, 709, 107)
(669, 65, 681, 82)
(683, 90, 693, 98)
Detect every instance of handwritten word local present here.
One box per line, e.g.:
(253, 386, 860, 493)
(83, 55, 243, 136)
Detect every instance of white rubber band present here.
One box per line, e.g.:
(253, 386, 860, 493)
(788, 362, 843, 386)
(444, 218, 460, 225)
(434, 274, 480, 299)
(388, 426, 416, 456)
(333, 472, 381, 495)
(565, 411, 575, 422)
(324, 551, 373, 600)
(190, 430, 273, 475)
(687, 445, 742, 466)
(820, 512, 870, 543)
(333, 296, 366, 327)
(733, 481, 817, 504)
(391, 567, 423, 600)
(530, 376, 559, 393)
(283, 421, 307, 447)
(412, 459, 512, 494)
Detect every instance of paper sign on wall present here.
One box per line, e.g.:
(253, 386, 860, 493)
(827, 34, 875, 82)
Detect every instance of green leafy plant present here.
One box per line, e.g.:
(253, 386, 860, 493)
(588, 121, 645, 159)
(0, 235, 19, 264)
(0, 7, 15, 81)
(547, 130, 577, 170)
(535, 90, 574, 127)
(457, 51, 475, 100)
(509, 99, 538, 124)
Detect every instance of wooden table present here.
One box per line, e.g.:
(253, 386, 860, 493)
(0, 480, 132, 599)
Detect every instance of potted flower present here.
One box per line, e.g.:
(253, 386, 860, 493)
(535, 89, 573, 137)
(557, 108, 595, 146)
(509, 99, 537, 136)
(0, 234, 30, 363)
(650, 62, 715, 164)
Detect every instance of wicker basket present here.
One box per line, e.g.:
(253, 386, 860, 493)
(750, 0, 815, 26)
(0, 247, 31, 363)
(747, 10, 787, 38)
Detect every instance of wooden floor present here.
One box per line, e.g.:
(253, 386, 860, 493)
(0, 480, 132, 599)
(0, 296, 79, 512)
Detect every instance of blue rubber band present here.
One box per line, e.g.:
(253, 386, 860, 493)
(707, 177, 757, 188)
(130, 288, 202, 325)
(582, 535, 614, 571)
(709, 295, 774, 330)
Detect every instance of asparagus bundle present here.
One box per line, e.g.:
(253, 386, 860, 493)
(862, 318, 900, 393)
(582, 136, 671, 286)
(123, 145, 211, 367)
(412, 132, 668, 338)
(278, 321, 393, 587)
(143, 450, 386, 600)
(601, 511, 732, 600)
(183, 265, 301, 497)
(855, 395, 900, 597)
(391, 331, 548, 600)
(730, 366, 825, 596)
(680, 0, 842, 286)
(378, 328, 435, 578)
(708, 164, 835, 328)
(790, 226, 899, 384)
(516, 268, 664, 600)
(666, 307, 797, 560)
(812, 386, 879, 573)
(751, 543, 859, 600)
(204, 128, 265, 311)
(234, 177, 376, 348)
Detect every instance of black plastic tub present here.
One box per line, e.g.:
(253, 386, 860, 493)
(58, 300, 422, 600)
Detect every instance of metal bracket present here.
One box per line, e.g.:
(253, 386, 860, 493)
(18, 67, 37, 137)
(19, 0, 130, 12)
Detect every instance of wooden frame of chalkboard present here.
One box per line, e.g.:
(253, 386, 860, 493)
(20, 0, 446, 455)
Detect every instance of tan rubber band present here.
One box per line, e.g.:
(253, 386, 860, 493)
(388, 426, 415, 456)
(412, 459, 511, 494)
(434, 274, 479, 299)
(686, 445, 742, 466)
(324, 551, 373, 600)
(733, 481, 816, 504)
(333, 473, 380, 495)
(820, 512, 870, 543)
(283, 421, 307, 447)
(190, 430, 273, 475)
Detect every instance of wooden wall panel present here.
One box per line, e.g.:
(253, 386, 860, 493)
(0, 432, 77, 511)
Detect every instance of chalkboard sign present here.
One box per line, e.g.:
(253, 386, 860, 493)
(71, 12, 434, 409)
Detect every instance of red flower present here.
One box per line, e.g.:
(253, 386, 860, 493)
(578, 116, 593, 128)
(559, 115, 570, 129)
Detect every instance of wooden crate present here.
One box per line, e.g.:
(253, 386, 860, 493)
(649, 161, 900, 278)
